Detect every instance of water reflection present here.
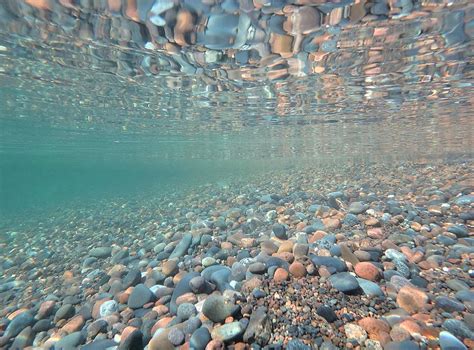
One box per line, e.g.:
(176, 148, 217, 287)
(0, 0, 473, 160)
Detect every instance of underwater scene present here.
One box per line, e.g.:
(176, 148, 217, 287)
(0, 0, 473, 349)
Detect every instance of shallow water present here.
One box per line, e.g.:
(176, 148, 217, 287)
(0, 1, 473, 349)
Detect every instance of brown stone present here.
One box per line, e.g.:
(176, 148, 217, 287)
(322, 217, 341, 230)
(390, 325, 410, 342)
(354, 262, 381, 281)
(396, 286, 429, 314)
(62, 315, 85, 334)
(289, 261, 306, 278)
(340, 244, 360, 266)
(176, 292, 197, 306)
(272, 252, 294, 263)
(162, 260, 179, 277)
(367, 228, 384, 239)
(205, 339, 225, 350)
(241, 277, 262, 293)
(358, 317, 390, 336)
(273, 268, 289, 283)
(261, 240, 278, 255)
(37, 301, 56, 319)
(278, 241, 294, 253)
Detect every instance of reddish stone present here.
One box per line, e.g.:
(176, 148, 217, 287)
(367, 228, 384, 239)
(37, 301, 56, 319)
(62, 315, 85, 334)
(205, 339, 225, 350)
(354, 262, 381, 281)
(272, 252, 294, 263)
(120, 326, 138, 344)
(289, 261, 306, 278)
(176, 292, 197, 305)
(273, 268, 289, 283)
(358, 317, 390, 336)
(397, 286, 429, 314)
(162, 260, 178, 277)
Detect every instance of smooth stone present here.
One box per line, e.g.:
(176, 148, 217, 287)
(170, 272, 200, 315)
(177, 303, 197, 321)
(455, 195, 474, 205)
(272, 224, 288, 240)
(309, 255, 347, 272)
(54, 304, 75, 323)
(439, 331, 467, 350)
(349, 202, 368, 214)
(122, 269, 142, 288)
(11, 326, 34, 349)
(5, 312, 34, 338)
(89, 247, 112, 258)
(385, 249, 407, 262)
(118, 329, 143, 350)
(435, 296, 465, 312)
(356, 278, 384, 297)
(33, 319, 52, 332)
(442, 319, 473, 339)
(169, 233, 192, 259)
(328, 272, 360, 293)
(343, 213, 359, 226)
(99, 300, 118, 317)
(54, 331, 86, 349)
(202, 294, 238, 323)
(243, 307, 272, 345)
(447, 279, 470, 291)
(447, 225, 469, 238)
(190, 327, 211, 350)
(456, 290, 474, 302)
(248, 262, 267, 274)
(87, 319, 108, 338)
(211, 322, 244, 342)
(128, 284, 155, 309)
(316, 305, 337, 323)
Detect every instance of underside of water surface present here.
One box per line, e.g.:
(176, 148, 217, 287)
(0, 1, 473, 350)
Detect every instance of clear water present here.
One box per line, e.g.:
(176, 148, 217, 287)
(1, 1, 473, 223)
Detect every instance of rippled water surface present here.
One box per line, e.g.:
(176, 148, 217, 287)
(0, 0, 473, 217)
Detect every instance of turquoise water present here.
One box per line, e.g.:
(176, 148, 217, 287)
(0, 0, 473, 222)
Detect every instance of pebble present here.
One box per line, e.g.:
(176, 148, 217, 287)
(190, 327, 211, 350)
(439, 331, 468, 350)
(211, 322, 245, 342)
(329, 272, 360, 293)
(128, 284, 155, 309)
(89, 247, 112, 258)
(202, 294, 238, 323)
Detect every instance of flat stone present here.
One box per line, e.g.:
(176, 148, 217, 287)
(272, 223, 287, 240)
(169, 233, 192, 259)
(439, 331, 467, 350)
(54, 331, 86, 349)
(356, 278, 384, 297)
(128, 284, 155, 309)
(5, 312, 34, 338)
(328, 272, 360, 293)
(243, 307, 272, 346)
(211, 322, 244, 342)
(447, 279, 470, 291)
(354, 262, 381, 281)
(89, 247, 112, 258)
(122, 268, 142, 288)
(349, 202, 368, 214)
(202, 294, 238, 323)
(435, 296, 465, 312)
(170, 272, 200, 315)
(316, 305, 337, 323)
(309, 255, 347, 272)
(442, 319, 473, 339)
(396, 285, 428, 314)
(190, 327, 211, 350)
